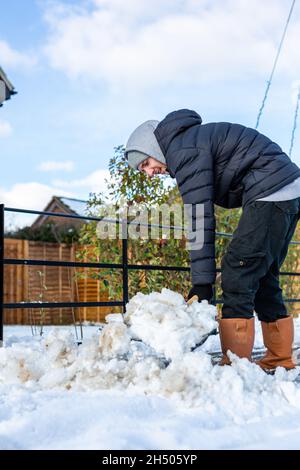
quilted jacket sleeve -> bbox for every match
[174,147,216,285]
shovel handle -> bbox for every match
[187,295,199,305]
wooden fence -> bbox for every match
[4,239,113,325]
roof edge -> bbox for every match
[0,67,15,92]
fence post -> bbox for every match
[122,220,129,313]
[0,204,4,346]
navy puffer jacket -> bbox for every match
[154,109,300,285]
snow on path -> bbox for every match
[1,289,300,450]
[2,386,300,450]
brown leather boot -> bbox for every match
[219,317,255,365]
[256,316,295,370]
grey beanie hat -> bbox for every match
[125,119,166,170]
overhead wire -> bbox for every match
[289,86,300,156]
[255,0,297,129]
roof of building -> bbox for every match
[0,67,15,92]
[31,196,88,228]
[57,196,88,216]
[0,67,17,106]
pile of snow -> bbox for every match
[0,289,299,401]
[0,289,219,396]
[124,288,217,360]
[1,320,299,405]
[1,289,300,449]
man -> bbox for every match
[125,109,300,370]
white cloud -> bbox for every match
[52,169,110,194]
[0,120,12,138]
[0,182,74,229]
[43,0,300,90]
[0,40,37,69]
[0,169,109,229]
[37,160,75,172]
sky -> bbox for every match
[1,0,300,228]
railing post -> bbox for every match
[122,220,129,313]
[0,204,4,347]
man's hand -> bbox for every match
[187,284,213,303]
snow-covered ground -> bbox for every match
[1,289,300,450]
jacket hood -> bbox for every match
[154,109,202,155]
[125,119,166,169]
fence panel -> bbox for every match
[3,239,111,324]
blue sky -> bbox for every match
[1,0,300,227]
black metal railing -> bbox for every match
[0,204,299,344]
